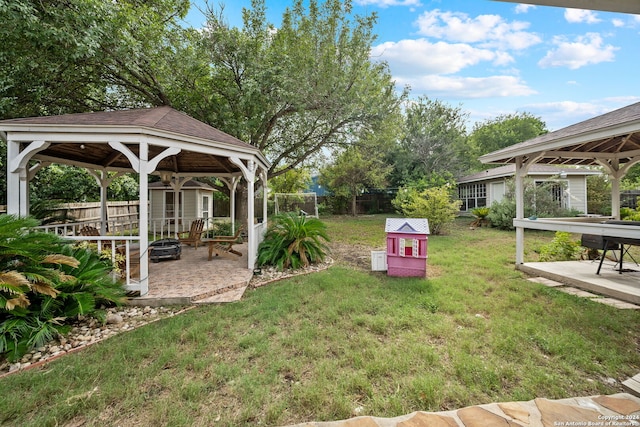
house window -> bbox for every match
[164,191,183,220]
[458,183,487,211]
[202,195,210,219]
[535,180,568,209]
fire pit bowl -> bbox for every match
[150,238,182,263]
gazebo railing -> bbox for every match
[149,216,233,240]
[56,235,141,292]
[36,216,139,237]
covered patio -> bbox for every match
[480,101,640,302]
[0,106,270,297]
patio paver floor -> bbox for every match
[129,242,252,306]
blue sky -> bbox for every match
[184,1,640,131]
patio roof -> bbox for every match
[494,0,640,14]
[0,106,269,177]
[479,101,640,168]
[458,164,601,184]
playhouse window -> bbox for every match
[399,238,416,257]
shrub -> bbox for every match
[257,212,330,270]
[621,207,640,221]
[487,199,517,230]
[538,232,582,262]
[487,178,584,230]
[0,216,126,361]
[392,185,461,235]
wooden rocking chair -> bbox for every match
[177,219,205,249]
[206,226,243,260]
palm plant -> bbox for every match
[0,215,126,361]
[257,212,330,270]
[470,207,491,227]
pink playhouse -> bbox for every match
[385,218,429,277]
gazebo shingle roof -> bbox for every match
[0,106,251,150]
[0,106,269,176]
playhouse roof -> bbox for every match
[385,218,430,234]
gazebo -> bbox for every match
[0,106,271,296]
[480,101,640,266]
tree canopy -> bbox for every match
[468,112,547,167]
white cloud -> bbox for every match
[371,39,513,75]
[515,4,535,14]
[414,10,541,51]
[354,0,421,7]
[612,19,625,28]
[395,74,536,98]
[538,33,617,69]
[564,8,601,24]
[523,98,640,130]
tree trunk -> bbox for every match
[351,193,357,216]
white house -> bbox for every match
[457,164,602,213]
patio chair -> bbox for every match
[177,219,205,249]
[79,226,113,250]
[206,226,243,260]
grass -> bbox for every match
[1,215,639,426]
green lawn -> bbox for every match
[1,215,639,427]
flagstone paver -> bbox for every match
[457,406,521,426]
[396,412,458,427]
[283,394,640,427]
[535,398,602,427]
[593,395,640,415]
[497,402,531,424]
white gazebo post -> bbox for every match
[261,169,268,226]
[230,158,257,269]
[7,139,50,216]
[88,170,123,234]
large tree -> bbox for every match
[468,112,547,170]
[0,0,191,118]
[320,144,391,216]
[391,97,469,185]
[196,0,404,179]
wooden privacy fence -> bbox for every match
[52,201,140,232]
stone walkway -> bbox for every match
[285,393,640,427]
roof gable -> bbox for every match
[385,218,430,234]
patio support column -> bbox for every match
[611,175,621,220]
[597,157,639,220]
[514,156,536,265]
